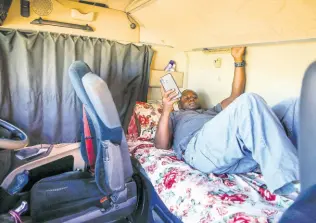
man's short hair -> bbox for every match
[181,89,197,96]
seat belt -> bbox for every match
[83,105,95,172]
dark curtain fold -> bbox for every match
[0,29,154,145]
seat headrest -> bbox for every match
[82,73,121,129]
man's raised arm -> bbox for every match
[221,47,246,109]
[154,87,178,150]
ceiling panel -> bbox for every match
[67,0,133,11]
[132,0,316,50]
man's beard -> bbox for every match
[181,102,201,110]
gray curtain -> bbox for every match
[0,29,154,145]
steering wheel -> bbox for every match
[0,119,29,150]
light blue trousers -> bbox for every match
[272,97,299,149]
[183,93,299,193]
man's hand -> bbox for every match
[161,86,179,113]
[231,47,246,62]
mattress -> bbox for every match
[127,137,294,223]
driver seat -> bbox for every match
[0,61,182,223]
[26,61,137,222]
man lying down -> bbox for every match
[155,47,300,199]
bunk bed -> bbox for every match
[124,101,294,223]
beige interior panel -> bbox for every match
[99,0,132,11]
[149,70,184,88]
[3,0,139,42]
[186,41,316,108]
[66,0,134,11]
[125,0,151,13]
[1,143,85,190]
[148,47,188,100]
[133,0,316,50]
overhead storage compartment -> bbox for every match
[132,0,316,50]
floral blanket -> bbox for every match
[127,137,293,223]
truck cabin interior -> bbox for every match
[0,0,315,222]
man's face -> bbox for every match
[179,90,201,110]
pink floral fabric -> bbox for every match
[133,102,163,140]
[127,137,294,223]
[127,112,138,138]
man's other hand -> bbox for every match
[161,86,179,113]
[231,47,246,62]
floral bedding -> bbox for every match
[130,101,163,140]
[127,136,293,223]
